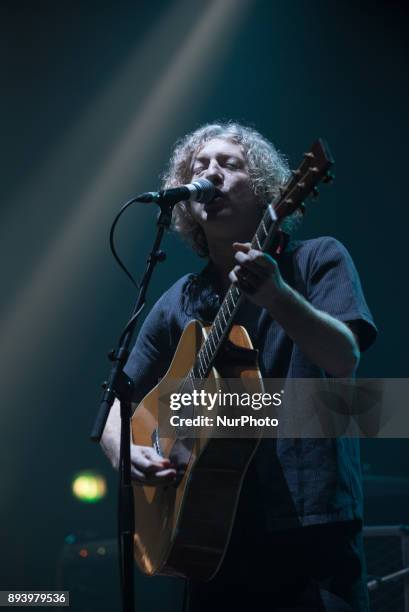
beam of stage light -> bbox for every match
[0,0,197,315]
[0,0,252,406]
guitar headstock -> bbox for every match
[274,138,334,220]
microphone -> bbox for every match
[138,178,216,205]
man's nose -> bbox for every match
[204,161,223,185]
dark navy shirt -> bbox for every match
[125,236,377,531]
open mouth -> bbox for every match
[210,189,226,203]
[205,195,225,209]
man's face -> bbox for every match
[189,138,261,243]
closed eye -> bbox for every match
[192,164,205,174]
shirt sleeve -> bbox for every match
[123,296,173,405]
[305,237,377,352]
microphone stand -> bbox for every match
[90,194,173,612]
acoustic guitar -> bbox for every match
[131,139,334,581]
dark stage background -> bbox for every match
[1,0,408,609]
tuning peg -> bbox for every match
[322,171,335,184]
[304,152,315,160]
[312,186,319,198]
[291,169,301,178]
[299,203,306,215]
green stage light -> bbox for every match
[72,471,107,503]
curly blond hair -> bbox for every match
[162,122,296,257]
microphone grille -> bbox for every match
[192,178,216,204]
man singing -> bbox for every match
[101,122,377,611]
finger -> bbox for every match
[131,465,176,481]
[235,264,262,285]
[131,467,177,485]
[132,451,173,475]
[258,252,278,269]
[234,252,270,280]
[233,267,259,295]
[229,269,239,285]
[229,269,256,295]
[154,468,177,479]
[230,266,258,287]
[243,253,278,279]
[139,446,171,465]
[130,467,149,482]
[133,456,167,473]
[144,468,177,483]
[251,249,276,269]
[232,242,251,253]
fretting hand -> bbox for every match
[229,242,289,312]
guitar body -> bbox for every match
[131,319,263,581]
